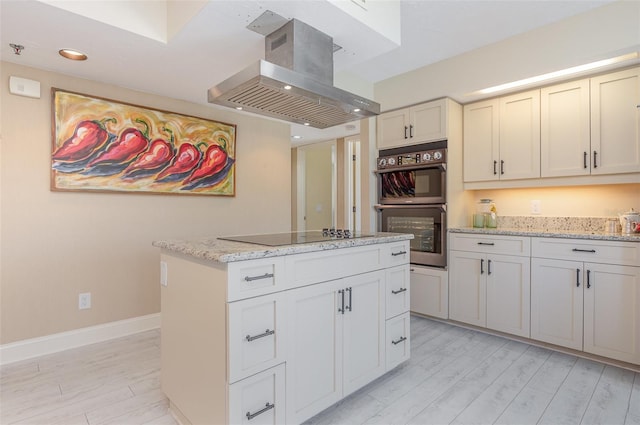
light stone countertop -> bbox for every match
[449,227,640,242]
[153,232,413,263]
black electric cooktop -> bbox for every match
[218,230,375,247]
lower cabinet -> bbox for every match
[229,363,286,425]
[449,250,530,337]
[531,257,640,364]
[286,270,386,424]
[409,265,448,319]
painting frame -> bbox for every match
[51,88,236,196]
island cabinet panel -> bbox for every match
[159,238,411,425]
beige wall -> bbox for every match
[0,62,291,344]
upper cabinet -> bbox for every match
[464,66,640,188]
[377,98,447,149]
[463,90,540,182]
[590,67,640,175]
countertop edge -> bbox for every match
[448,227,640,242]
[153,233,413,263]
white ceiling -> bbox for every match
[0,0,617,145]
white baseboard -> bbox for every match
[0,313,161,366]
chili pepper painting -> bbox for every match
[51,89,236,196]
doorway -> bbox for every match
[296,141,337,232]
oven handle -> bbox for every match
[375,204,446,212]
[375,163,446,174]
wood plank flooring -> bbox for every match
[1,316,638,424]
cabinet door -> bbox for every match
[449,250,486,327]
[463,99,500,182]
[583,263,640,364]
[410,99,447,143]
[541,79,591,177]
[342,271,386,396]
[377,108,410,149]
[590,67,640,175]
[486,254,530,338]
[499,90,541,180]
[286,279,343,423]
[531,258,583,351]
[410,265,448,319]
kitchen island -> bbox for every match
[153,232,412,425]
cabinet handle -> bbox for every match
[500,160,505,175]
[392,250,407,256]
[493,160,497,175]
[572,248,596,253]
[392,336,407,345]
[246,402,275,420]
[587,270,591,289]
[593,150,598,168]
[246,329,275,342]
[338,289,345,314]
[487,259,492,275]
[410,268,415,272]
[392,287,407,295]
[477,242,495,246]
[576,268,581,287]
[409,124,414,138]
[583,151,588,169]
[404,126,409,139]
[480,258,485,274]
[346,287,352,312]
[244,272,274,282]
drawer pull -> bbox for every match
[571,248,596,253]
[244,272,274,282]
[391,336,407,345]
[477,242,495,246]
[392,251,407,256]
[246,329,275,342]
[246,402,274,420]
[392,287,407,295]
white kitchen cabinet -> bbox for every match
[449,233,531,338]
[286,270,385,423]
[228,364,285,425]
[531,237,640,365]
[409,265,448,319]
[463,90,540,182]
[385,311,410,370]
[541,79,591,177]
[590,67,640,175]
[377,98,447,149]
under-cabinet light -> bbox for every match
[474,52,639,95]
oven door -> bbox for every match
[376,164,446,205]
[376,204,447,268]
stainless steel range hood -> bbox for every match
[208,19,380,129]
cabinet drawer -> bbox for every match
[285,244,384,288]
[227,257,286,302]
[532,237,640,266]
[228,294,285,383]
[228,363,285,425]
[386,266,410,319]
[382,241,411,268]
[449,233,530,256]
[386,312,410,371]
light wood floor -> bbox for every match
[1,316,639,425]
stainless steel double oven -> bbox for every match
[375,141,447,268]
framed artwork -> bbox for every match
[51,88,236,196]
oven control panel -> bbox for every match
[377,149,446,169]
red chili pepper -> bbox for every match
[123,128,174,174]
[52,118,116,162]
[88,118,150,167]
[182,143,228,185]
[155,141,204,181]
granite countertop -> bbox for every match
[153,232,413,263]
[449,227,640,242]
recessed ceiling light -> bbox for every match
[235,106,243,110]
[292,135,302,139]
[353,108,361,112]
[284,85,292,90]
[303,123,310,126]
[59,49,87,61]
